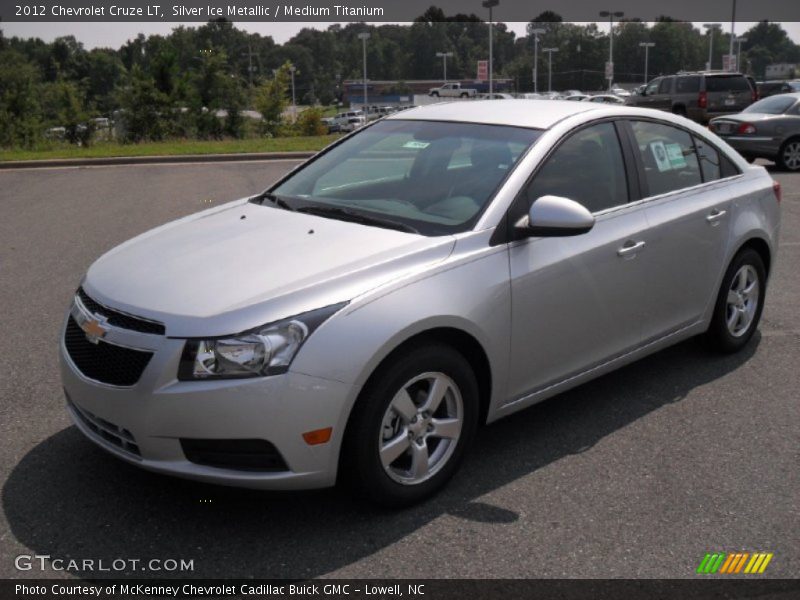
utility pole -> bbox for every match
[639,42,655,84]
[599,10,624,90]
[703,24,720,70]
[531,28,545,93]
[543,47,558,92]
[483,0,499,96]
[357,32,370,109]
[436,52,454,83]
[729,0,737,71]
[736,36,747,73]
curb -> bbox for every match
[0,151,316,170]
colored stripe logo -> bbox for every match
[697,552,774,574]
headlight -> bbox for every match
[178,302,347,380]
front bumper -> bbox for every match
[59,318,355,490]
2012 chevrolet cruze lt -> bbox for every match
[61,101,781,506]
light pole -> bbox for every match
[543,47,558,92]
[436,51,453,83]
[639,42,655,84]
[736,36,747,73]
[703,23,720,70]
[729,0,737,71]
[357,32,370,109]
[530,27,545,93]
[482,0,499,96]
[288,64,297,121]
[599,10,624,91]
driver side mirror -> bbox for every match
[515,195,595,237]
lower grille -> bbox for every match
[64,315,152,386]
[68,399,141,458]
[180,438,288,472]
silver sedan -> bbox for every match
[60,101,780,506]
[710,92,800,170]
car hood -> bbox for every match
[83,199,454,337]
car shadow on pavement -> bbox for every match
[3,335,759,579]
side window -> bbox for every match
[645,79,661,96]
[524,122,628,213]
[630,120,702,196]
[676,76,700,93]
[658,77,673,94]
[694,135,721,182]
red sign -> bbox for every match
[477,60,488,81]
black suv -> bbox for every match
[626,72,756,123]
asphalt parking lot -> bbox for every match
[0,159,797,580]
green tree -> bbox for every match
[117,66,169,142]
[254,61,291,135]
[0,50,42,148]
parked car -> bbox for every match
[757,81,795,98]
[610,87,632,97]
[327,111,365,132]
[709,92,800,170]
[477,93,515,100]
[61,101,779,506]
[428,83,478,98]
[626,72,756,123]
[583,94,626,104]
[563,94,590,102]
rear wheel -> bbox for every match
[777,138,800,171]
[460,92,469,98]
[430,91,439,97]
[342,344,479,507]
[672,105,687,117]
[706,248,766,353]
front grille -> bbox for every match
[77,288,165,335]
[180,438,288,472]
[64,315,153,386]
[68,398,141,458]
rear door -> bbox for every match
[705,75,753,114]
[623,119,733,342]
[651,77,675,111]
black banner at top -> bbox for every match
[2,0,800,23]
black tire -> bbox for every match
[706,248,766,353]
[460,92,469,98]
[672,105,687,117]
[341,343,479,507]
[430,92,439,97]
[776,138,800,171]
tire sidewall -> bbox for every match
[343,344,479,507]
[778,138,800,171]
[709,248,766,352]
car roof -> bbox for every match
[387,99,602,129]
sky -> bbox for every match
[2,21,800,49]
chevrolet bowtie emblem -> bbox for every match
[80,317,108,344]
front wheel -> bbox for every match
[460,92,469,98]
[341,344,479,507]
[777,138,800,171]
[706,248,766,353]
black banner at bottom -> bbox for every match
[3,579,800,600]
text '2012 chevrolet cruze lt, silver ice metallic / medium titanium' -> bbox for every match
[61,101,781,506]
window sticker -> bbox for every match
[403,140,430,149]
[651,141,672,172]
[666,143,688,169]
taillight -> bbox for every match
[698,90,707,109]
[773,180,781,204]
[737,123,756,134]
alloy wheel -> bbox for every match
[726,264,760,337]
[783,141,800,171]
[378,372,463,485]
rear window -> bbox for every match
[744,95,797,114]
[676,76,701,93]
[705,76,751,92]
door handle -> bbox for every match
[706,209,727,224]
[617,240,646,257]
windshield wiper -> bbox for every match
[297,205,419,234]
[254,192,296,211]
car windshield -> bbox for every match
[744,95,798,114]
[269,119,541,236]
